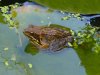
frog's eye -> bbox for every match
[30,32,33,33]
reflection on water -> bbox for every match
[0,1,99,75]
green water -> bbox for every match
[0,4,100,75]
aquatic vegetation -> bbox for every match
[0,46,33,75]
[48,24,100,53]
[0,12,7,24]
[0,3,20,28]
[4,60,9,66]
[75,40,100,75]
[3,47,9,51]
[32,0,100,14]
[61,13,83,21]
[73,24,100,53]
[16,62,33,75]
[0,1,100,75]
[49,24,99,53]
[0,3,24,46]
[28,63,33,68]
[61,16,70,21]
[0,4,34,74]
[25,43,39,55]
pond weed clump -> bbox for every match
[0,3,20,28]
[73,24,100,53]
[0,3,24,46]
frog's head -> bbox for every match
[23,25,41,45]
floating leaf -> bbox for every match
[33,0,100,14]
[49,24,71,31]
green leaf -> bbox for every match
[0,12,6,24]
[11,10,17,18]
[25,43,39,55]
[49,24,71,31]
[33,0,100,14]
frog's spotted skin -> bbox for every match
[23,25,73,52]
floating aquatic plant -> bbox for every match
[3,47,9,51]
[0,12,7,24]
[4,60,9,66]
[61,13,83,21]
[32,0,100,14]
[73,24,100,53]
[0,3,19,28]
[0,3,23,46]
[28,63,33,68]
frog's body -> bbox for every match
[23,25,73,52]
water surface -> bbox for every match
[0,2,99,75]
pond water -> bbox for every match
[0,2,100,75]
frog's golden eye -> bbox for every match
[30,32,33,33]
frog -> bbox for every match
[23,24,73,52]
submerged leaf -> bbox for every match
[25,43,39,55]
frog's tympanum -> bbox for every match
[23,25,73,52]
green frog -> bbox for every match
[23,25,73,52]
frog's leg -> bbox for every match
[49,38,66,52]
[40,42,49,48]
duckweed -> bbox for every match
[28,63,33,68]
[4,47,9,51]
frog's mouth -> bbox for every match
[23,31,40,46]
